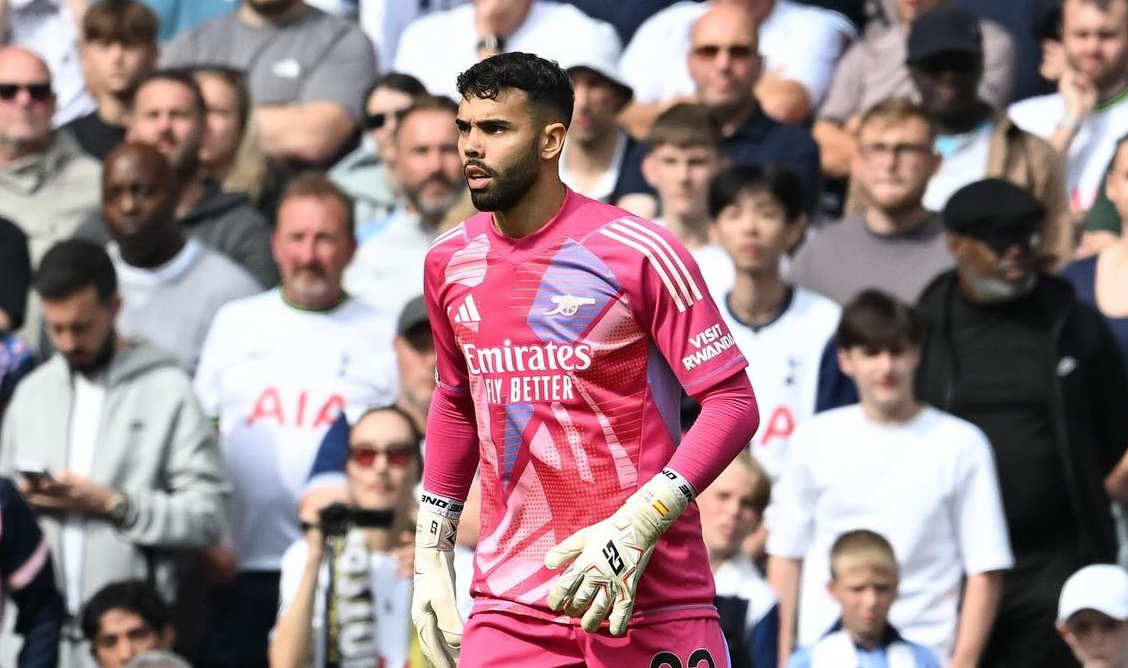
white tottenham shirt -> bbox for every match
[766,405,1014,661]
[718,287,841,480]
[194,290,398,570]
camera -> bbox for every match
[316,502,395,537]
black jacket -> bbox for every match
[915,270,1128,563]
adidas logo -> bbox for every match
[453,295,482,324]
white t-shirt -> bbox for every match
[923,122,993,212]
[719,287,841,480]
[393,1,621,101]
[619,0,852,108]
[344,207,438,317]
[193,291,398,570]
[1008,90,1128,212]
[278,535,412,668]
[559,130,629,204]
[111,238,262,374]
[766,406,1014,661]
[63,370,105,614]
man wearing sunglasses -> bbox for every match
[270,406,425,668]
[328,72,427,235]
[0,47,102,350]
[915,177,1128,668]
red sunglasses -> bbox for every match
[348,445,415,468]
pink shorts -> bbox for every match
[459,611,730,668]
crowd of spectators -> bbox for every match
[0,0,1127,667]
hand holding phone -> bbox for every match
[17,462,53,488]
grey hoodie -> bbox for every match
[0,340,227,616]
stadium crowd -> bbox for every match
[0,0,1128,667]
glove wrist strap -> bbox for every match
[419,490,466,519]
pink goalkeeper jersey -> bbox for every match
[424,189,748,624]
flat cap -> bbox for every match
[942,178,1044,236]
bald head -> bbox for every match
[102,142,182,260]
[0,47,56,156]
[687,5,761,114]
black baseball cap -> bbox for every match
[906,6,983,65]
[397,295,429,337]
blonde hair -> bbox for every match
[731,450,772,514]
[858,96,936,143]
[829,529,900,580]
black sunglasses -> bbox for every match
[0,82,52,102]
[364,108,408,130]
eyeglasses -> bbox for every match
[0,82,52,102]
[364,108,408,130]
[690,44,756,60]
[858,142,933,161]
[348,445,415,468]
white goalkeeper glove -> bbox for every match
[544,468,695,636]
[412,491,464,668]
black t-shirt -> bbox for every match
[946,289,1075,555]
[60,111,126,160]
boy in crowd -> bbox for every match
[709,164,840,480]
[766,290,1012,664]
[698,451,778,668]
[1057,565,1128,668]
[787,530,940,668]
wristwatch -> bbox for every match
[105,491,134,528]
[477,33,505,53]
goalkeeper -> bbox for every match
[412,51,760,668]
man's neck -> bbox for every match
[239,0,305,27]
[119,232,186,269]
[492,177,567,239]
[396,399,428,439]
[95,92,131,127]
[0,136,51,167]
[1099,76,1128,107]
[707,549,732,574]
[282,286,348,312]
[861,399,921,425]
[563,130,620,178]
[934,102,993,135]
[845,627,886,651]
[715,98,758,137]
[661,210,711,250]
[728,269,788,327]
[863,203,929,236]
[175,172,207,218]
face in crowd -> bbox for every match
[713,185,805,275]
[395,107,464,222]
[92,607,173,668]
[273,191,356,309]
[852,115,940,215]
[0,47,55,153]
[128,77,205,178]
[686,6,762,114]
[346,408,421,512]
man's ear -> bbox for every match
[541,122,567,160]
[160,624,177,650]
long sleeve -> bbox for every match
[667,370,759,493]
[0,479,63,668]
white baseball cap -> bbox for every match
[1057,564,1128,624]
[553,23,633,100]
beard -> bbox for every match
[466,145,539,213]
[65,331,116,376]
[404,175,463,222]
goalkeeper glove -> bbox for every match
[544,468,695,636]
[412,491,464,668]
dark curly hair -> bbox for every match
[456,52,574,128]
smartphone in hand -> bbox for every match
[16,462,52,487]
